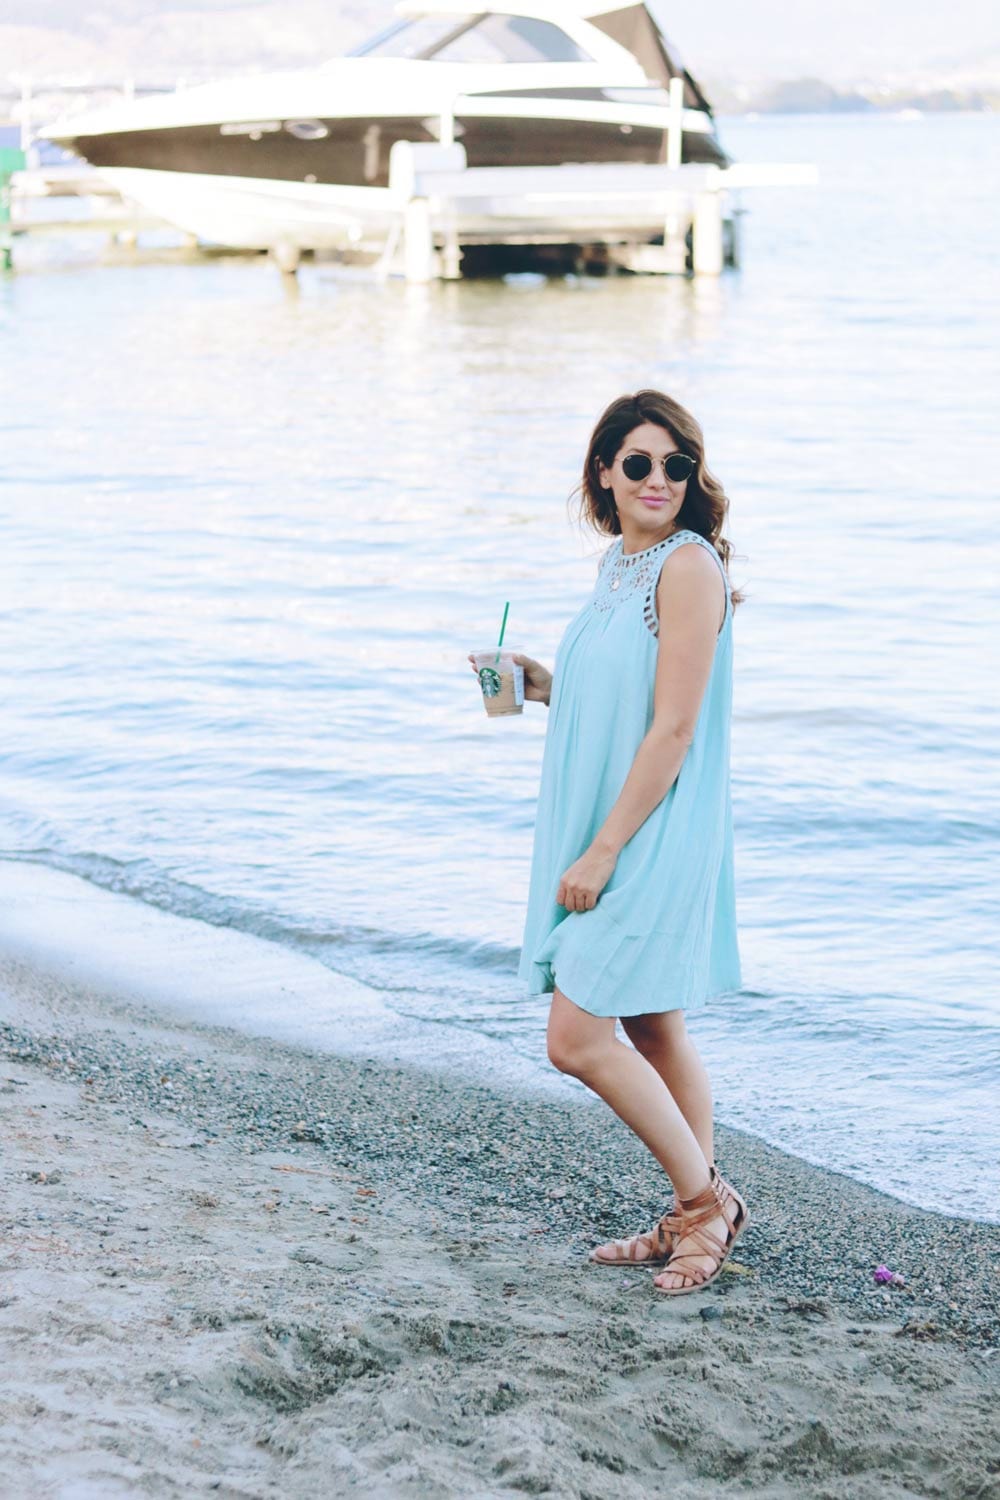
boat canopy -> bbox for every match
[585,2,713,112]
[350,3,714,113]
[349,12,595,64]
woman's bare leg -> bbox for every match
[620,1010,715,1168]
[547,986,710,1199]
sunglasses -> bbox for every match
[621,451,696,483]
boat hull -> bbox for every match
[72,108,723,190]
[98,162,725,255]
[98,167,398,251]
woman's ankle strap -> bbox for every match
[677,1179,717,1214]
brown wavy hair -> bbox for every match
[571,389,744,608]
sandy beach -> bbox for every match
[1,949,998,1500]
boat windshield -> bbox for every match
[348,13,592,64]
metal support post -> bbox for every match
[442,212,461,279]
[404,197,434,282]
[272,239,302,275]
[660,78,687,270]
[693,188,723,276]
[661,191,688,275]
[666,76,684,169]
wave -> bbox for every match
[728,806,999,848]
[0,843,521,981]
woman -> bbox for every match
[476,389,748,1295]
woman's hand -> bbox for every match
[557,845,617,913]
[512,653,552,705]
[467,651,552,705]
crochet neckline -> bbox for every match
[616,528,692,562]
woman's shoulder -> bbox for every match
[661,531,725,577]
[658,532,728,624]
[662,530,721,567]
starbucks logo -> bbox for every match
[478,666,502,698]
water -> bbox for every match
[2,113,998,1221]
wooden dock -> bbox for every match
[6,161,170,246]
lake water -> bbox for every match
[2,113,998,1222]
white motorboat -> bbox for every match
[44,0,733,271]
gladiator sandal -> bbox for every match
[589,1210,676,1267]
[651,1172,749,1296]
[589,1163,722,1267]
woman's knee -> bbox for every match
[621,1008,687,1056]
[546,989,613,1077]
[547,1029,600,1077]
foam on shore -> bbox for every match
[0,857,572,1100]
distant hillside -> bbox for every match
[2,0,998,108]
[0,2,385,84]
[705,75,1000,114]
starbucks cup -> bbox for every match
[472,648,524,718]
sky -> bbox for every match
[648,0,998,85]
[3,0,999,87]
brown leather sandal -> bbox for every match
[651,1172,749,1296]
[589,1211,676,1266]
[589,1163,721,1267]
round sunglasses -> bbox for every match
[621,451,696,483]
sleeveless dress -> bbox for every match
[517,528,741,1017]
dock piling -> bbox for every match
[441,211,461,280]
[661,192,688,275]
[403,197,434,283]
[272,239,302,276]
[693,186,724,276]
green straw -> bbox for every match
[495,601,510,664]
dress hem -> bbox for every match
[517,900,740,1018]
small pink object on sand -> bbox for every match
[874,1264,906,1286]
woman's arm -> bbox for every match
[556,546,723,912]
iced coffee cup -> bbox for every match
[472,648,524,717]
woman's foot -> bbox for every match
[590,1213,675,1265]
[590,1163,720,1267]
[651,1173,748,1295]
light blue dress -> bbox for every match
[517,528,741,1017]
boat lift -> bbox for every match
[308,76,815,281]
[382,137,817,281]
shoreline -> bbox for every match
[1,948,998,1497]
[1,857,996,1232]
